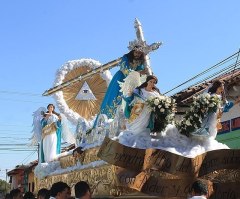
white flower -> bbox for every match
[204,93,211,98]
[158,95,165,100]
[160,108,165,112]
[166,98,171,103]
[154,98,160,105]
[149,96,154,100]
[199,118,202,123]
[158,105,162,108]
[186,120,191,126]
[209,103,214,107]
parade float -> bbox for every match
[31,19,240,199]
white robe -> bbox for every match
[42,114,60,162]
[189,196,207,199]
[118,88,161,148]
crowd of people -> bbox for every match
[5,181,91,199]
[5,179,210,199]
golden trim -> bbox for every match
[59,147,101,168]
[42,122,56,139]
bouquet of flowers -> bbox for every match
[177,93,221,137]
[146,95,176,132]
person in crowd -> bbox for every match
[189,180,208,199]
[37,188,50,199]
[41,103,62,162]
[5,193,11,199]
[66,186,72,199]
[74,181,91,199]
[9,189,23,199]
[50,181,70,199]
[23,192,35,199]
[118,75,161,148]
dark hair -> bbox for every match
[23,192,35,199]
[37,188,50,199]
[9,189,21,199]
[44,103,60,117]
[136,75,160,94]
[191,180,208,196]
[208,80,224,94]
[50,182,69,197]
[5,193,11,199]
[74,181,90,198]
[126,50,144,64]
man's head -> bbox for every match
[5,193,11,199]
[9,189,23,199]
[23,192,35,199]
[50,182,70,199]
[74,181,91,199]
[37,188,50,199]
[190,180,208,197]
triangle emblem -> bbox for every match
[75,81,97,101]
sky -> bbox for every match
[0,0,240,180]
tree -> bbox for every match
[0,179,11,195]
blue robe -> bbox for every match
[94,55,144,126]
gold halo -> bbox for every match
[62,65,107,120]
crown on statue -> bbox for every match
[128,40,147,53]
[128,39,162,54]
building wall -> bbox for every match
[28,171,35,193]
[10,171,24,192]
[217,103,240,148]
[11,176,18,190]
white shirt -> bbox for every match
[189,196,207,199]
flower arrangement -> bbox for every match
[146,95,176,132]
[177,93,221,137]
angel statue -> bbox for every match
[117,75,161,148]
[190,80,240,139]
[30,104,75,163]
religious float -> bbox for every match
[31,19,240,199]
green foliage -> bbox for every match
[0,179,11,195]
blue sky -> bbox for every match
[0,0,240,180]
